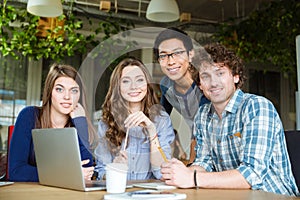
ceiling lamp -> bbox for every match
[146,0,180,22]
[27,0,63,17]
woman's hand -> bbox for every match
[70,103,85,118]
[124,111,156,136]
[81,159,94,181]
[113,150,128,164]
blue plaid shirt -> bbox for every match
[193,89,299,196]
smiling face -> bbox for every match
[51,76,80,117]
[158,38,194,82]
[199,62,239,113]
[120,65,147,109]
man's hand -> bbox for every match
[161,158,194,188]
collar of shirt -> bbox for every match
[209,89,244,119]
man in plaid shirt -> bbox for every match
[161,43,299,196]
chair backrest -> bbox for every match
[6,125,14,180]
[284,130,300,190]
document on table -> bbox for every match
[0,181,14,187]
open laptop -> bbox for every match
[32,127,107,191]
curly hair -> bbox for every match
[193,43,247,89]
[101,57,162,149]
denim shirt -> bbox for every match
[94,110,174,180]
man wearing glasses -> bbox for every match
[153,27,208,164]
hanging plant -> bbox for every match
[0,0,135,61]
[213,0,300,75]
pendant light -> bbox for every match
[146,0,180,22]
[27,0,63,17]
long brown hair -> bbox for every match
[36,63,97,146]
[101,57,161,148]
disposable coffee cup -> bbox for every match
[105,163,128,193]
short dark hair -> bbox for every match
[153,27,193,60]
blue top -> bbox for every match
[94,111,174,180]
[193,89,299,196]
[8,106,93,182]
[160,75,209,132]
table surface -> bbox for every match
[0,182,298,200]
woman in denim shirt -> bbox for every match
[94,57,174,180]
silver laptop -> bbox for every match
[32,127,106,191]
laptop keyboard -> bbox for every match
[85,180,106,188]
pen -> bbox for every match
[158,146,168,162]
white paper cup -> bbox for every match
[105,163,128,193]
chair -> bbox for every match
[5,125,14,180]
[284,130,300,190]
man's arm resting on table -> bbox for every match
[162,159,250,189]
[195,168,251,189]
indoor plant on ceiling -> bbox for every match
[0,0,134,61]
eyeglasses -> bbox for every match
[158,50,187,62]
